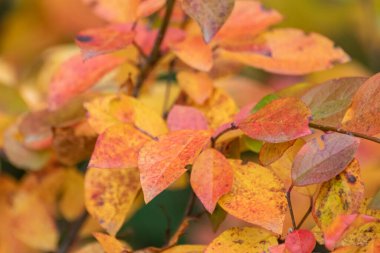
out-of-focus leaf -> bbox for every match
[251,93,280,114]
[162,245,206,253]
[292,133,359,186]
[75,242,104,253]
[177,71,214,105]
[82,0,139,23]
[342,73,380,136]
[85,167,141,236]
[369,190,380,210]
[48,54,124,110]
[93,232,131,253]
[220,28,350,75]
[285,229,316,253]
[302,77,366,126]
[238,97,311,143]
[89,124,150,169]
[0,83,28,115]
[313,159,364,232]
[259,140,296,166]
[137,0,165,18]
[171,36,213,72]
[76,23,135,59]
[138,130,210,203]
[209,204,227,232]
[167,105,208,131]
[219,160,287,234]
[269,244,286,253]
[182,0,235,43]
[190,148,233,213]
[205,227,278,253]
[243,136,262,153]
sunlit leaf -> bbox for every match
[219,160,287,234]
[167,105,208,131]
[89,124,151,169]
[138,130,210,203]
[205,227,278,253]
[285,229,316,253]
[85,167,141,235]
[238,97,311,143]
[177,71,214,105]
[220,28,349,75]
[182,0,235,43]
[190,148,233,213]
[76,23,136,59]
[292,133,359,186]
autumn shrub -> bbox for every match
[1,0,380,253]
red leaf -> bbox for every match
[48,54,124,110]
[167,105,208,131]
[75,24,136,59]
[190,148,233,213]
[138,130,211,203]
[285,229,316,253]
[238,97,312,143]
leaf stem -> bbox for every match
[309,122,380,144]
[210,122,238,148]
[296,196,313,229]
[132,0,176,97]
[286,185,297,230]
[57,210,88,253]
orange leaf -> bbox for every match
[285,229,316,253]
[269,244,286,253]
[85,167,141,235]
[177,71,214,105]
[76,23,136,59]
[82,0,139,23]
[181,0,235,43]
[167,105,208,131]
[205,227,278,253]
[48,54,124,110]
[93,232,131,253]
[292,133,359,186]
[342,73,380,136]
[215,0,282,43]
[220,28,349,75]
[171,36,213,72]
[238,97,312,143]
[313,159,364,232]
[137,0,166,18]
[218,160,287,234]
[89,124,151,169]
[138,130,211,203]
[190,148,233,213]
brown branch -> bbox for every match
[309,122,380,144]
[57,210,88,253]
[286,185,297,230]
[132,0,176,97]
[210,122,238,148]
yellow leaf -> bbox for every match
[219,160,287,234]
[75,242,104,253]
[93,232,131,253]
[162,245,206,253]
[85,167,141,236]
[205,227,278,253]
[177,71,214,105]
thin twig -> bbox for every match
[286,185,297,230]
[309,122,380,144]
[210,122,238,148]
[296,196,313,229]
[132,0,176,97]
[57,210,89,253]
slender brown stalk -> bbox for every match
[132,0,176,97]
[286,185,297,230]
[309,122,380,144]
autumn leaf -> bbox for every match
[82,0,139,23]
[182,0,235,43]
[238,97,312,143]
[93,232,131,253]
[302,77,367,127]
[177,71,214,105]
[220,28,350,75]
[219,160,287,234]
[190,148,233,213]
[342,73,380,136]
[167,105,208,131]
[89,124,151,169]
[85,167,141,235]
[259,140,296,166]
[369,190,380,210]
[205,227,278,253]
[292,133,359,186]
[75,242,104,253]
[285,229,316,253]
[162,245,206,253]
[85,95,168,136]
[138,130,210,203]
[215,0,282,44]
[313,159,364,232]
[48,54,124,110]
[75,23,136,59]
[269,244,286,253]
[171,36,213,72]
[137,0,166,18]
